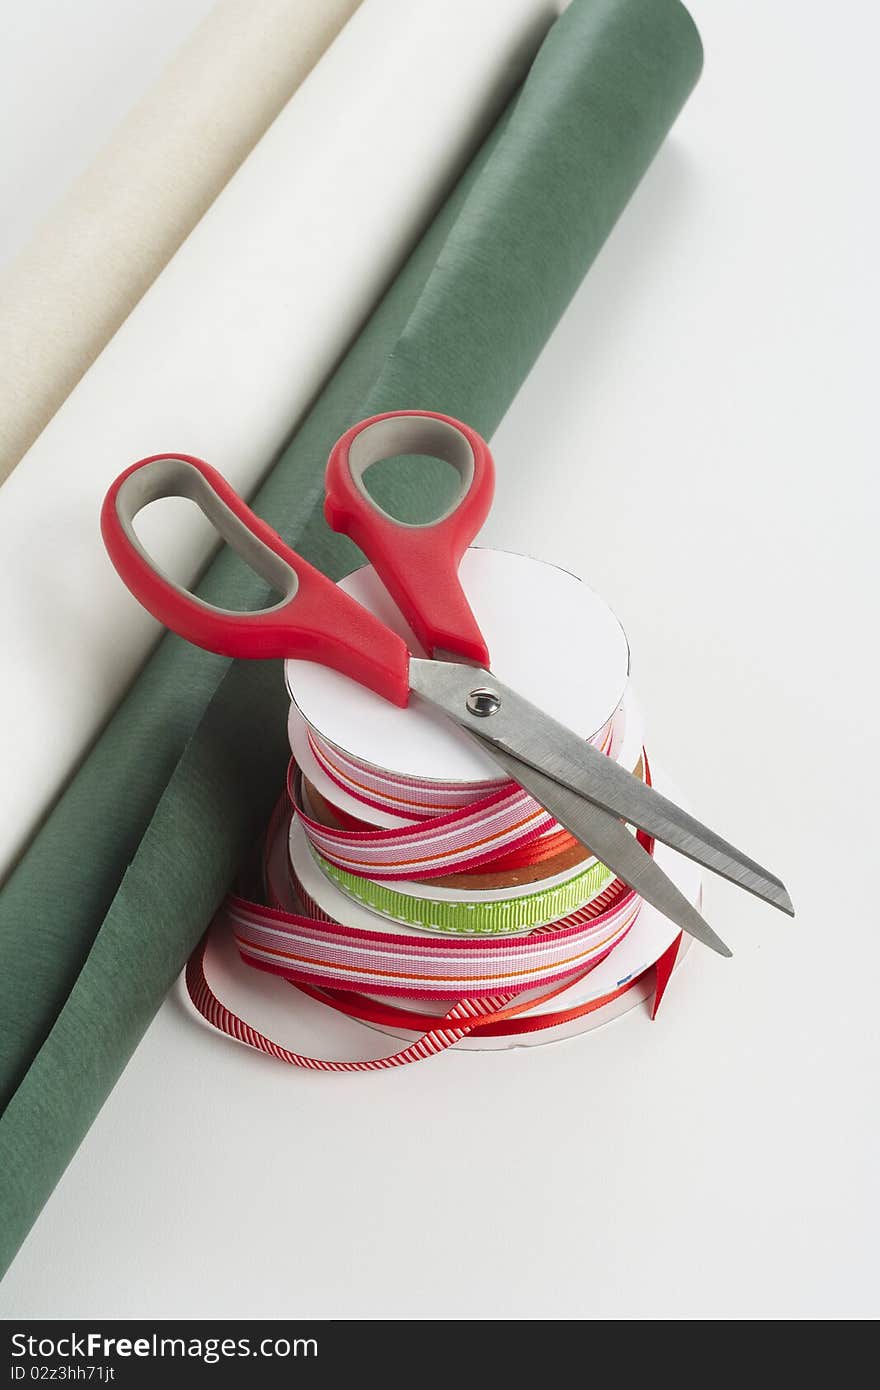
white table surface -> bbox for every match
[0,0,877,1320]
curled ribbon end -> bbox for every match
[651,932,683,1019]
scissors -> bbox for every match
[101,408,793,957]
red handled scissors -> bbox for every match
[102,409,793,955]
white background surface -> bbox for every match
[1,0,878,1320]
[0,0,216,268]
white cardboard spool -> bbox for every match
[288,686,647,831]
[285,549,630,785]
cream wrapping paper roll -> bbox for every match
[0,0,365,482]
[0,0,557,883]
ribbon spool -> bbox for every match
[285,549,630,784]
[191,548,701,1056]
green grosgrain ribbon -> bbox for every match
[314,848,616,936]
[0,0,703,1278]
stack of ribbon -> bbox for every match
[187,549,698,1068]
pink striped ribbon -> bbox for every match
[292,764,560,880]
[306,708,619,819]
[295,706,624,878]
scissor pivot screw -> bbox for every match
[466,687,502,718]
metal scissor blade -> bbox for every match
[408,658,793,917]
[461,738,732,957]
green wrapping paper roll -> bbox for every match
[0,0,702,1275]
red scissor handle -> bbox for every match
[324,410,494,665]
[101,453,412,705]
